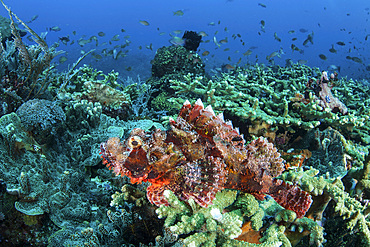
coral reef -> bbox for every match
[1,3,370,246]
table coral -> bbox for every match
[165,64,368,144]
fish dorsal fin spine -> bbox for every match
[217,112,224,122]
[204,105,215,117]
[194,98,204,108]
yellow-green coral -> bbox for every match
[281,167,370,245]
[155,189,324,247]
[232,192,264,231]
[167,64,370,144]
[156,189,244,246]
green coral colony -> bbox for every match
[0,2,370,247]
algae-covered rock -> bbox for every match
[151,46,204,79]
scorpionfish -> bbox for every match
[100,99,312,218]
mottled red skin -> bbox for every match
[100,99,312,218]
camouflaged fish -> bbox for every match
[100,99,312,218]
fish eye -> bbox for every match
[128,136,142,149]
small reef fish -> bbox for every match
[266,48,284,60]
[274,32,281,42]
[329,45,337,53]
[198,31,208,37]
[319,54,327,60]
[299,28,308,33]
[328,64,341,72]
[202,50,210,56]
[111,34,120,42]
[336,41,346,46]
[266,51,279,60]
[139,20,150,26]
[78,38,92,47]
[260,20,266,33]
[93,54,102,60]
[243,50,253,56]
[26,14,38,23]
[219,38,228,44]
[98,32,105,37]
[223,64,235,70]
[298,59,307,64]
[303,32,314,46]
[169,36,185,46]
[59,36,70,45]
[49,26,61,32]
[258,3,267,8]
[213,36,221,47]
[351,57,363,64]
[172,30,182,35]
[113,49,122,60]
[208,22,216,26]
[173,10,184,16]
[58,56,68,64]
[146,43,153,50]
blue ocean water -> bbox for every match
[1,0,368,80]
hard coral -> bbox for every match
[151,46,204,78]
[101,99,312,218]
[16,99,66,144]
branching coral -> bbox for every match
[156,189,244,245]
[281,167,370,245]
[165,64,369,145]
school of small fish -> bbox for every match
[24,5,368,75]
